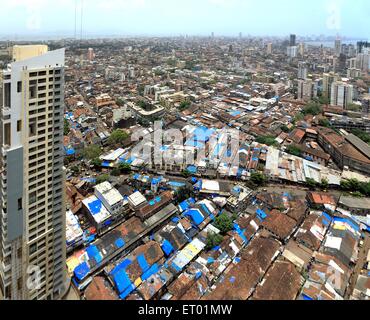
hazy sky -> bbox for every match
[0,0,369,38]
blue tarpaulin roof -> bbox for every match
[88,199,103,215]
[141,263,159,281]
[137,254,150,273]
[74,262,90,282]
[184,208,205,225]
[115,238,125,248]
[187,165,198,174]
[256,209,267,220]
[113,269,132,294]
[161,240,174,256]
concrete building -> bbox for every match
[297,79,317,102]
[330,81,353,109]
[298,62,308,80]
[322,72,339,98]
[335,39,341,57]
[0,45,67,299]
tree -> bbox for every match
[320,178,329,190]
[64,118,70,136]
[280,125,292,133]
[96,174,110,184]
[250,172,268,186]
[351,129,370,145]
[319,118,331,128]
[347,103,361,112]
[286,145,302,157]
[71,166,80,174]
[213,213,234,235]
[107,130,129,146]
[206,232,223,250]
[302,101,322,116]
[179,101,191,111]
[175,186,194,204]
[116,98,125,106]
[111,168,121,176]
[83,145,102,160]
[255,135,278,147]
[118,162,132,174]
[305,178,318,190]
[91,157,102,168]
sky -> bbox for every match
[0,0,369,39]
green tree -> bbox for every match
[255,135,278,147]
[116,98,125,106]
[319,118,331,128]
[280,125,292,133]
[64,118,70,136]
[302,101,322,116]
[96,174,110,184]
[213,213,234,235]
[107,130,129,146]
[91,157,102,168]
[320,178,329,190]
[306,178,318,190]
[250,172,268,186]
[351,129,370,145]
[175,186,194,204]
[347,103,361,112]
[83,145,102,160]
[118,163,132,174]
[179,101,191,111]
[71,166,80,174]
[206,232,223,250]
[111,168,121,176]
[286,145,302,157]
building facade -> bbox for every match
[0,46,67,300]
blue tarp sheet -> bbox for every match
[137,254,150,273]
[86,245,99,260]
[200,203,212,217]
[256,209,267,219]
[111,259,132,275]
[141,263,159,281]
[88,199,103,215]
[64,147,75,155]
[119,284,136,300]
[115,238,125,248]
[74,262,90,281]
[113,269,132,294]
[102,161,111,167]
[161,240,174,256]
[184,209,204,225]
[187,165,198,174]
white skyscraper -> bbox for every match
[0,45,67,300]
[330,81,354,109]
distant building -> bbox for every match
[335,38,341,57]
[298,62,308,80]
[290,34,296,47]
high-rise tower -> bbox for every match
[0,45,67,300]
